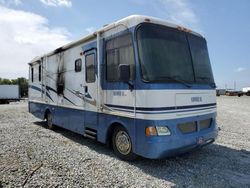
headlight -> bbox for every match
[156,126,171,136]
[145,126,171,136]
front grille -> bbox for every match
[178,121,197,134]
[200,119,212,130]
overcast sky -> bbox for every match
[0,0,249,89]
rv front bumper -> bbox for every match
[134,113,218,159]
[140,129,218,159]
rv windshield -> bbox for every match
[136,24,215,85]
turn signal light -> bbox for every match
[146,126,171,136]
[146,127,157,136]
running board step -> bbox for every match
[84,128,97,140]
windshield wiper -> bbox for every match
[197,76,210,80]
[154,76,191,88]
[196,76,216,88]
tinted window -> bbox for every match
[75,59,82,72]
[106,34,135,82]
[85,54,96,83]
[188,34,214,84]
[31,67,34,82]
[39,65,41,82]
[137,24,194,82]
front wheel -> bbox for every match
[46,112,54,130]
[112,127,137,161]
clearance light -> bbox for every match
[146,126,171,136]
[146,127,157,136]
[177,26,191,33]
[144,18,151,22]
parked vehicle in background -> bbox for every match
[225,90,239,96]
[242,87,250,96]
[0,85,20,104]
[216,89,226,96]
[238,87,250,97]
[28,15,218,160]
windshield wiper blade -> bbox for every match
[197,76,210,80]
[196,76,216,88]
[155,76,191,88]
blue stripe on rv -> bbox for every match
[105,103,216,111]
[106,106,216,114]
[29,85,54,102]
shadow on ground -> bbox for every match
[34,121,250,187]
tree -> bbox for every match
[1,78,12,85]
[17,77,28,97]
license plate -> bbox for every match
[197,137,204,145]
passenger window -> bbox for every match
[75,59,82,72]
[39,65,41,82]
[106,33,135,82]
[31,67,34,82]
[85,54,96,83]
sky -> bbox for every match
[0,0,249,90]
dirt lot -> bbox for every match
[0,97,250,187]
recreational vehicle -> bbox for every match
[28,15,218,160]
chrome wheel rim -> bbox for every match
[115,130,131,155]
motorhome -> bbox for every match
[28,15,218,160]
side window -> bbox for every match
[85,53,96,83]
[39,65,41,82]
[106,33,135,82]
[75,59,82,72]
[31,67,34,82]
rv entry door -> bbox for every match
[84,49,98,129]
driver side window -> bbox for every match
[106,33,135,82]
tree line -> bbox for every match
[0,77,28,97]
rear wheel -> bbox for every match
[46,112,54,130]
[112,126,137,161]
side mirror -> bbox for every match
[118,64,130,82]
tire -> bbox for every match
[46,112,54,130]
[112,126,137,161]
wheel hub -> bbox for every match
[115,131,131,155]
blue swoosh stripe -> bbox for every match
[105,103,216,112]
[29,85,54,102]
[41,84,76,106]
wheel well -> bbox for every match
[106,122,124,147]
[44,109,51,120]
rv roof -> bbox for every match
[29,15,203,64]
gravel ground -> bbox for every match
[0,97,250,187]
